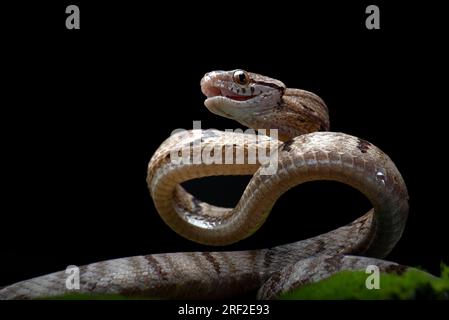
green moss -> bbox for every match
[280,264,449,300]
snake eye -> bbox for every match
[233,70,250,85]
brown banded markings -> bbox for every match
[201,252,221,275]
[281,139,295,152]
[144,255,168,281]
[357,138,371,153]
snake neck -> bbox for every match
[243,88,330,142]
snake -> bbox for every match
[0,69,411,300]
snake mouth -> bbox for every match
[202,85,257,102]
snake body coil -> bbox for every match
[0,70,409,299]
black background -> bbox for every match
[1,1,447,292]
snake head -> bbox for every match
[201,70,329,141]
[201,69,285,122]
